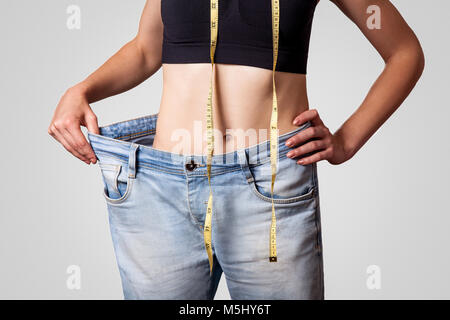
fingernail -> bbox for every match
[285,140,292,147]
[287,151,294,158]
[293,119,299,126]
[298,159,304,165]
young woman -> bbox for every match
[48,0,424,300]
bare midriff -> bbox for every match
[153,63,310,155]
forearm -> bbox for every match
[69,36,162,103]
[334,44,425,157]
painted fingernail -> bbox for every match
[287,151,294,158]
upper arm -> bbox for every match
[135,0,164,66]
[330,0,424,63]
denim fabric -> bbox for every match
[87,114,324,300]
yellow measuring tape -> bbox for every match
[204,0,218,275]
[203,0,280,274]
[269,0,280,263]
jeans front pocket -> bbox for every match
[99,160,134,205]
[246,155,316,204]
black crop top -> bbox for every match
[161,0,318,74]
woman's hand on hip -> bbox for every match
[285,109,353,166]
[48,87,99,165]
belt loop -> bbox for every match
[237,149,254,184]
[128,143,139,179]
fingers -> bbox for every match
[287,108,336,165]
[48,114,97,164]
[286,139,326,159]
[84,112,100,135]
[285,125,328,148]
[293,109,324,127]
[49,89,99,164]
[48,124,91,164]
[297,149,333,165]
[81,112,99,164]
[65,124,97,164]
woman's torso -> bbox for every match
[153,63,309,154]
[153,0,317,155]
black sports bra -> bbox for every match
[161,0,318,74]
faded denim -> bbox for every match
[87,114,324,300]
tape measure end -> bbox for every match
[269,256,278,262]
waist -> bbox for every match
[87,113,312,175]
[156,63,309,154]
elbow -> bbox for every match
[407,37,425,81]
[415,45,425,80]
[387,40,425,82]
[406,40,425,81]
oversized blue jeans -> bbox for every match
[87,114,324,300]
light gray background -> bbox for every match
[0,0,448,299]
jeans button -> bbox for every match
[185,160,197,171]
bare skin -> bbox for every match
[49,0,424,167]
[155,63,309,155]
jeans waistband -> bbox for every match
[87,114,312,175]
